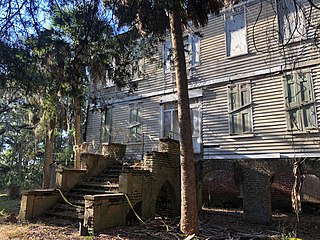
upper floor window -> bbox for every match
[105,58,116,87]
[164,34,201,76]
[228,83,252,135]
[101,107,113,143]
[277,0,306,43]
[283,71,317,131]
[128,102,142,142]
[131,58,145,80]
[225,6,248,57]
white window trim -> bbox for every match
[224,5,248,58]
[159,97,202,153]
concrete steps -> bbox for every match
[45,162,126,223]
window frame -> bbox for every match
[228,82,253,136]
[276,0,306,44]
[159,98,202,153]
[131,57,146,81]
[283,71,317,132]
[163,34,201,78]
[225,5,248,58]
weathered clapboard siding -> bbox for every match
[312,66,320,125]
[140,96,162,152]
[85,110,102,151]
[198,0,320,85]
[203,66,320,159]
[86,0,320,160]
[86,96,162,159]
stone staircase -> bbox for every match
[45,162,126,224]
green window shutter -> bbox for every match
[285,73,297,108]
[229,85,238,111]
[300,72,312,103]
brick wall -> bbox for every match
[241,162,272,225]
[202,170,241,208]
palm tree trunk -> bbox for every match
[43,118,55,189]
[169,8,199,235]
[73,95,82,169]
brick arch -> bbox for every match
[155,180,178,217]
[201,160,237,179]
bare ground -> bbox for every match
[1,208,320,239]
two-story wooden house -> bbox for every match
[86,0,320,163]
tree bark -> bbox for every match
[73,95,82,169]
[43,118,55,189]
[169,8,199,235]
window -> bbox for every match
[162,101,180,139]
[225,6,248,57]
[101,107,113,142]
[160,98,201,153]
[277,0,306,43]
[131,58,145,80]
[283,71,317,131]
[128,102,142,142]
[228,83,252,135]
[105,58,115,87]
[164,34,201,76]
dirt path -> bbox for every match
[1,209,319,239]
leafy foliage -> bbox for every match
[0,0,158,190]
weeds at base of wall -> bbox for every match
[280,230,300,240]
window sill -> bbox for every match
[280,36,309,46]
[286,129,319,135]
[228,133,254,138]
[132,77,144,82]
[226,51,249,59]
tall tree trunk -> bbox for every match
[17,140,22,180]
[73,95,82,169]
[43,118,55,189]
[169,8,199,235]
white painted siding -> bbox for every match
[86,0,320,160]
